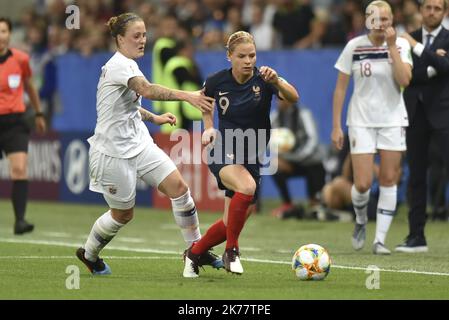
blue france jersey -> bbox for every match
[204,67,278,134]
[204,67,279,167]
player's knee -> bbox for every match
[170,179,189,199]
[379,170,400,186]
[112,209,134,224]
[354,182,371,194]
[237,179,257,196]
[10,164,27,179]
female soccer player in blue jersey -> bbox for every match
[183,31,299,277]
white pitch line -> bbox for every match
[0,256,178,260]
[116,237,146,244]
[41,232,73,238]
[0,238,180,255]
[1,237,449,277]
[244,257,449,277]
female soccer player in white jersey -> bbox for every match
[76,13,223,274]
[332,1,413,255]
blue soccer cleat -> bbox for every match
[76,247,112,275]
[199,250,224,269]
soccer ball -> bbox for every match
[291,244,331,280]
[270,127,296,153]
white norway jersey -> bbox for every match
[335,35,413,127]
[88,51,152,158]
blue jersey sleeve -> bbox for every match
[267,82,280,99]
[204,74,218,98]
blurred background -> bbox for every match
[0,0,447,220]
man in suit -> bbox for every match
[397,0,449,252]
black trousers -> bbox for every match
[406,105,449,238]
[273,161,325,204]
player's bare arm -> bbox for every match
[386,27,412,87]
[259,66,299,103]
[331,72,350,150]
[138,107,176,126]
[24,77,46,135]
[128,76,214,112]
[201,108,217,146]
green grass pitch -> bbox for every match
[0,200,448,300]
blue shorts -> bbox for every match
[208,147,261,203]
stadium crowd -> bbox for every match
[10,0,449,56]
[6,0,449,124]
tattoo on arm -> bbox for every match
[128,77,181,101]
[139,108,154,122]
[147,84,181,101]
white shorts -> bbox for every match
[348,126,406,154]
[89,141,177,209]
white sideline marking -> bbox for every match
[41,232,73,238]
[244,257,449,277]
[117,237,146,244]
[241,247,261,252]
[158,240,179,246]
[1,237,449,277]
[0,256,178,260]
[0,238,180,254]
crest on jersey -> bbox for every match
[109,186,117,195]
[252,85,261,98]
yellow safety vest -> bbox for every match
[151,37,176,113]
[159,56,202,133]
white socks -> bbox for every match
[171,189,201,247]
[351,185,370,225]
[84,210,124,262]
[374,185,397,245]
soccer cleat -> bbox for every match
[351,223,366,250]
[223,247,243,275]
[76,247,111,275]
[271,203,294,218]
[372,242,391,255]
[14,220,34,235]
[183,248,200,278]
[395,236,428,253]
[198,250,224,269]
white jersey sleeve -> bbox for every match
[88,52,152,159]
[335,39,357,75]
[108,58,144,87]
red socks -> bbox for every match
[226,192,253,249]
[191,192,254,255]
[191,219,227,255]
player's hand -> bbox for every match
[35,116,47,135]
[202,127,217,146]
[259,66,279,84]
[385,27,397,47]
[331,127,344,150]
[185,90,215,113]
[153,113,177,126]
[436,49,447,56]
